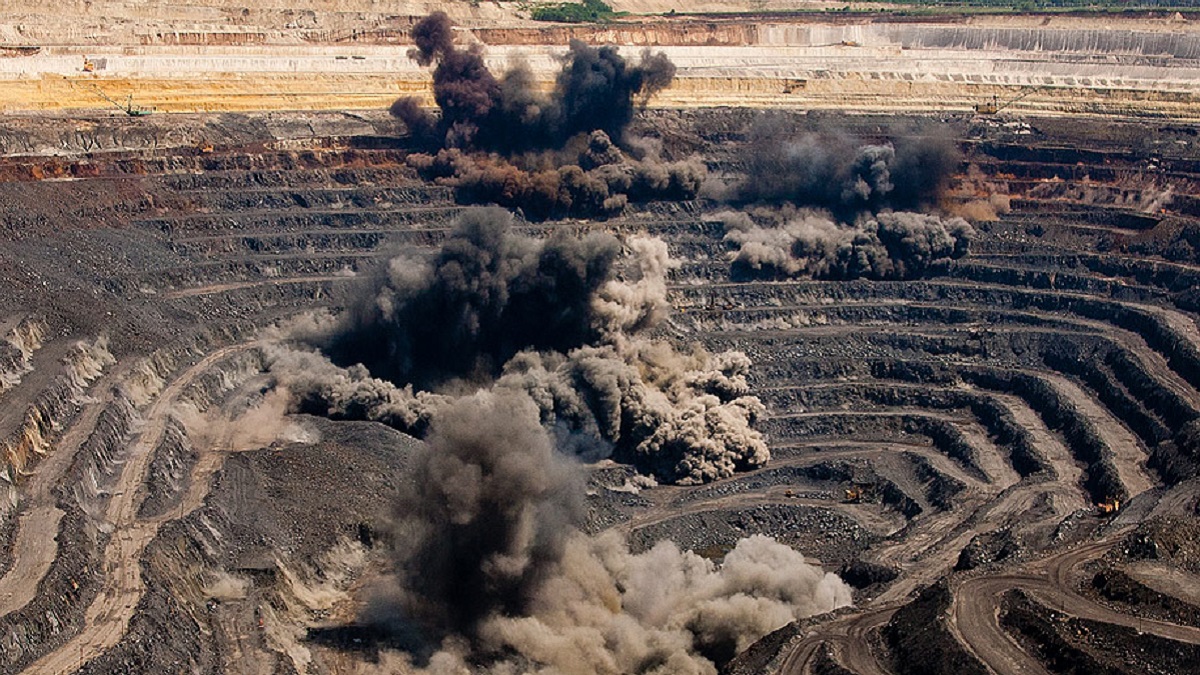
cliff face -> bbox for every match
[2,9,1198,119]
[1,102,1199,673]
[474,22,760,46]
[1,338,114,527]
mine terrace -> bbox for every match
[2,1,1200,674]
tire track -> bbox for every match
[20,342,259,675]
[0,367,127,619]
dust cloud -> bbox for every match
[270,207,766,485]
[393,12,701,219]
[711,120,974,281]
[173,386,319,453]
[361,392,849,674]
[396,12,674,152]
[721,121,960,218]
[718,207,973,281]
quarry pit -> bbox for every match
[4,2,1200,674]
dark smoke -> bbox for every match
[392,12,697,219]
[274,207,765,484]
[389,393,583,642]
[889,135,962,209]
[725,121,960,220]
[711,119,970,282]
[327,207,621,390]
[495,341,768,484]
[398,12,675,152]
[409,9,454,67]
[388,97,437,143]
[553,40,677,144]
[406,13,502,149]
[364,391,849,673]
[264,218,831,664]
[407,133,704,219]
[265,284,830,670]
[264,345,447,437]
[719,207,974,281]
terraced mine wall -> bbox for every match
[3,12,1200,118]
[1,107,1200,673]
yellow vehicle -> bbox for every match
[82,56,95,72]
[1097,497,1121,515]
[73,80,155,117]
[974,97,999,115]
[975,86,1042,116]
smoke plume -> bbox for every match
[327,206,620,389]
[398,12,675,152]
[271,207,766,484]
[727,123,960,220]
[407,133,704,220]
[494,341,768,484]
[393,12,698,219]
[705,119,973,281]
[719,207,974,281]
[369,392,850,673]
[265,344,448,437]
[386,393,583,642]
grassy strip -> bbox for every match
[529,0,621,23]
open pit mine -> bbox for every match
[3,2,1200,674]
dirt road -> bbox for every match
[775,490,1142,674]
[777,534,1128,675]
[0,368,125,618]
[162,275,349,299]
[953,529,1200,675]
[777,607,897,675]
[21,342,259,675]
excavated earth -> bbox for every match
[5,4,1200,118]
[1,105,1200,675]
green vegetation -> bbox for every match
[658,1,1200,18]
[524,0,1200,24]
[530,0,618,23]
[888,0,1200,9]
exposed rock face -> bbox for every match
[3,7,1200,117]
[1,106,1200,674]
